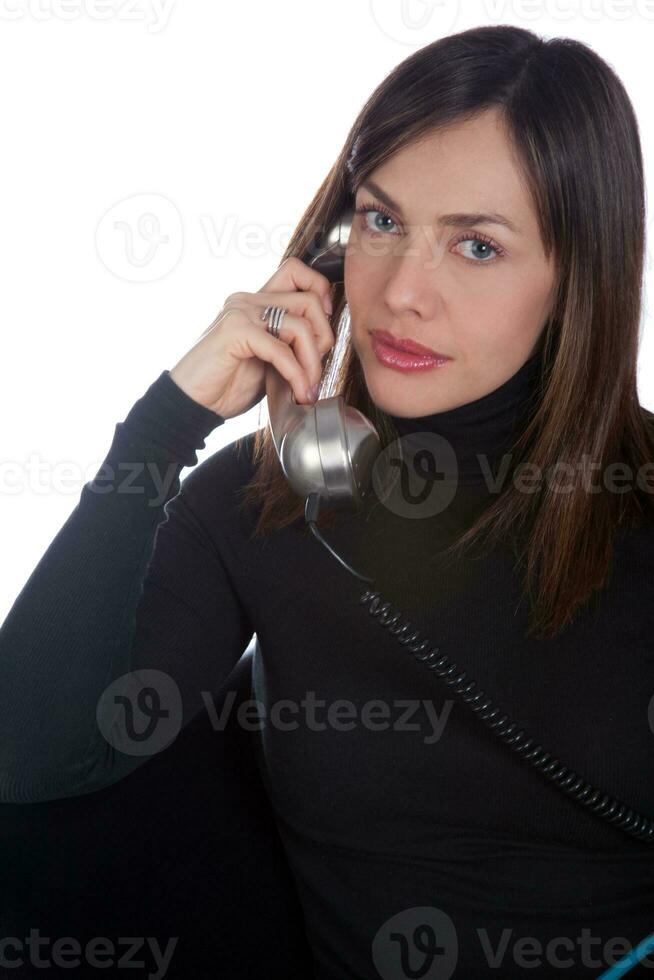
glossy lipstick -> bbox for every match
[370,329,452,373]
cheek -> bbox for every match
[344,235,390,299]
[444,289,547,363]
[343,257,370,325]
[344,249,364,296]
[492,275,555,339]
[453,263,553,331]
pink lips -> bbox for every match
[371,329,448,358]
[370,329,452,373]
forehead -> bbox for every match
[358,110,538,232]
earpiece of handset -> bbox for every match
[265,206,381,511]
[303,207,354,284]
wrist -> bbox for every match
[168,367,215,413]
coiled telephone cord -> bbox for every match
[305,493,654,846]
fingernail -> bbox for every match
[323,295,333,315]
[307,383,319,402]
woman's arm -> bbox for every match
[0,370,254,803]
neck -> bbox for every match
[384,349,543,488]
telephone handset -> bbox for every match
[264,208,381,512]
[263,210,654,846]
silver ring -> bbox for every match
[260,305,287,339]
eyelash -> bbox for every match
[353,199,507,264]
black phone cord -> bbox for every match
[305,493,654,846]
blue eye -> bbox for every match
[452,236,504,262]
[353,204,399,235]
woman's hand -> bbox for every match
[169,257,336,420]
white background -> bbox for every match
[0,0,653,621]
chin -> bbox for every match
[360,362,448,416]
[361,376,416,417]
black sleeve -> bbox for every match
[0,370,255,804]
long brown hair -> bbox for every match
[236,24,654,640]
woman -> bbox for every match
[2,23,654,979]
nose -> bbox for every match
[381,227,445,321]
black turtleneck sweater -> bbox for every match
[1,355,654,979]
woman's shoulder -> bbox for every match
[172,427,262,538]
[181,430,258,507]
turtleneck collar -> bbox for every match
[384,347,543,487]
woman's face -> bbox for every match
[344,107,558,417]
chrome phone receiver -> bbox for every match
[265,365,381,511]
[302,208,355,283]
[264,207,381,511]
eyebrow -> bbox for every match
[358,178,521,235]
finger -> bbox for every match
[243,318,316,405]
[255,308,323,393]
[259,255,334,317]
[251,288,335,356]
